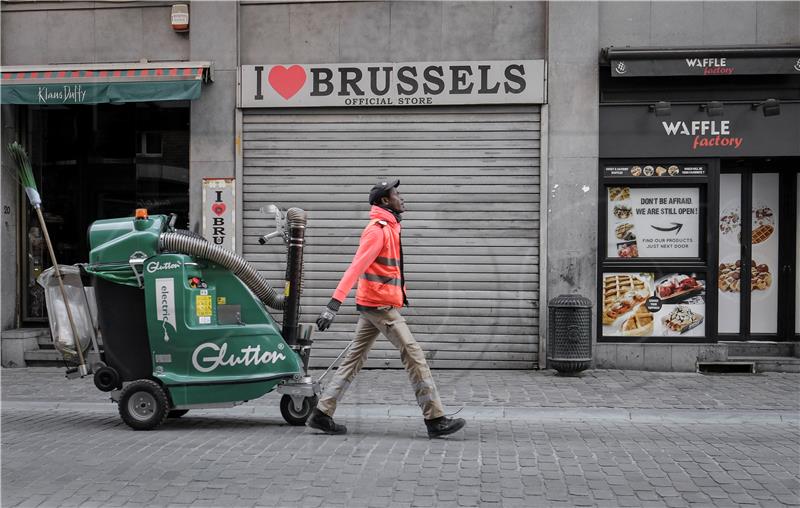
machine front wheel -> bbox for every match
[280,394,317,426]
[118,379,170,430]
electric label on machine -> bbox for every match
[196,294,213,324]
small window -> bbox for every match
[136,131,163,157]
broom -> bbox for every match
[7,142,88,375]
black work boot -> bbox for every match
[425,416,466,438]
[306,408,347,435]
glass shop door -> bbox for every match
[718,161,798,340]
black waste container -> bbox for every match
[547,294,593,373]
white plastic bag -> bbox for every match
[37,266,95,360]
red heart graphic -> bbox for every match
[212,203,226,216]
[268,65,306,100]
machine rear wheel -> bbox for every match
[280,394,317,426]
[119,380,169,430]
[168,409,189,418]
[93,365,121,392]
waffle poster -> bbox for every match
[607,186,700,258]
[602,272,706,338]
[718,174,780,334]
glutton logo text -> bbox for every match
[662,120,743,150]
[146,261,182,273]
[192,342,287,373]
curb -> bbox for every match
[3,400,797,424]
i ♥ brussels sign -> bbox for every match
[240,60,545,108]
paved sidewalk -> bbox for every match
[2,368,799,507]
[4,367,799,410]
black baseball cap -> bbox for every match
[368,179,400,205]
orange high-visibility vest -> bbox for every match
[355,219,406,307]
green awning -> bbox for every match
[1,62,211,105]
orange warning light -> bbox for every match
[135,208,149,220]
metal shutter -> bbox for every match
[241,105,540,369]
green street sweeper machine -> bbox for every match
[40,207,322,430]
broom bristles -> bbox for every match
[7,141,37,191]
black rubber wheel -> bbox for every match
[280,394,317,426]
[168,409,189,418]
[118,379,170,430]
[93,365,121,392]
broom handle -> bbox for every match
[35,206,87,369]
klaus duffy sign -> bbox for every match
[240,60,545,108]
[202,178,236,252]
[607,186,700,259]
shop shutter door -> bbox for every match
[241,105,541,369]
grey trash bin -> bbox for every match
[547,294,592,373]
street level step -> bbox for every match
[35,332,101,351]
[2,328,51,368]
[23,349,64,366]
[37,335,55,349]
[1,328,49,340]
[723,341,797,358]
[733,356,800,373]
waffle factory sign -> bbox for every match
[240,60,545,107]
[660,120,742,150]
[609,55,800,77]
[599,104,800,157]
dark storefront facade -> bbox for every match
[598,46,800,345]
[2,63,209,323]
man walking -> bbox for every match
[307,179,466,438]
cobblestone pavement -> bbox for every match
[2,368,799,507]
[4,368,799,410]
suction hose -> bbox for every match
[159,231,285,310]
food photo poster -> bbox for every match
[717,173,779,334]
[602,271,706,338]
[750,173,779,334]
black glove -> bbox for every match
[316,299,342,331]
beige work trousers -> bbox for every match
[317,306,445,420]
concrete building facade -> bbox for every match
[1,1,798,371]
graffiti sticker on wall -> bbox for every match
[202,178,236,252]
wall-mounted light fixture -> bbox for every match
[752,98,780,117]
[699,101,724,117]
[649,101,671,117]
